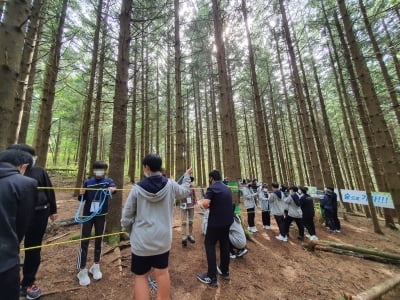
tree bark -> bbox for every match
[75,0,104,194]
[0,0,30,149]
[107,0,131,237]
[174,0,186,178]
[211,0,241,199]
[8,0,44,145]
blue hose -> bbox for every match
[74,189,112,223]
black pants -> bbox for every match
[77,215,106,269]
[274,215,285,235]
[205,225,230,279]
[282,216,304,237]
[324,210,336,231]
[303,216,316,236]
[261,210,270,226]
[247,207,255,227]
[21,208,50,287]
[333,210,341,230]
[0,264,20,300]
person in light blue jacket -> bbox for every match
[257,183,271,230]
[240,179,258,233]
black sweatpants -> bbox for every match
[0,264,20,300]
[21,208,50,287]
[274,215,285,235]
[282,215,304,238]
[205,225,230,279]
[261,210,270,226]
[303,216,316,236]
[77,215,106,269]
[247,207,255,227]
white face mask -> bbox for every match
[94,169,105,177]
[144,171,150,178]
[32,156,37,167]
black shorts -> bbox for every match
[131,251,169,275]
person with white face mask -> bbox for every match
[76,160,116,286]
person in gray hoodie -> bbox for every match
[121,154,192,300]
[280,185,304,242]
[269,182,286,239]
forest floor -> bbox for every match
[21,178,400,300]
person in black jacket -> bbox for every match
[7,144,57,299]
[197,169,234,287]
[298,186,318,241]
[0,149,37,300]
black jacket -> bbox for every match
[0,162,38,273]
[300,194,315,219]
[25,166,57,214]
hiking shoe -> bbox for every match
[89,263,102,280]
[236,248,248,258]
[263,225,272,230]
[309,235,318,241]
[26,285,41,300]
[335,230,341,233]
[188,235,195,243]
[275,234,288,242]
[77,268,90,286]
[297,236,304,241]
[182,239,187,247]
[229,252,237,259]
[196,273,218,287]
[216,265,230,280]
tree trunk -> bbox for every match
[174,0,186,178]
[208,59,222,171]
[0,0,30,149]
[75,0,103,194]
[128,39,138,183]
[18,15,44,143]
[90,0,110,171]
[358,0,400,124]
[278,0,319,187]
[107,0,131,237]
[8,0,44,145]
[211,0,241,201]
[33,0,68,167]
[241,0,270,183]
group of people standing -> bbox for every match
[240,179,323,242]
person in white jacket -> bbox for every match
[121,154,192,300]
[279,185,304,242]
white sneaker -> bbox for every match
[309,235,318,241]
[89,263,102,280]
[77,269,90,286]
[275,234,288,242]
[263,225,272,230]
[247,226,258,233]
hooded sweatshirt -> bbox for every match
[269,189,285,216]
[0,162,38,273]
[121,173,191,256]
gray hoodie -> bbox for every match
[121,174,191,256]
